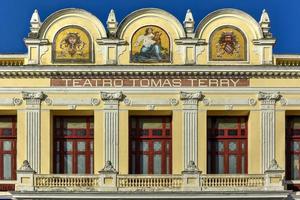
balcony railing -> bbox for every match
[15,172,284,192]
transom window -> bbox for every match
[207,116,247,174]
[0,116,17,180]
[54,116,94,174]
[129,116,172,174]
[286,117,300,180]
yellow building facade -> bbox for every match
[0,7,299,199]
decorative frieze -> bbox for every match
[180,91,202,169]
[123,98,178,108]
[258,91,281,173]
[202,98,257,106]
[101,92,124,171]
[22,91,45,173]
[44,98,100,106]
[0,97,23,106]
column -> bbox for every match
[101,91,123,171]
[22,91,45,174]
[258,91,281,173]
[180,91,202,169]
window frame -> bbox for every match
[129,116,172,174]
[53,116,94,174]
[207,116,248,174]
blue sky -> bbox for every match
[0,0,299,54]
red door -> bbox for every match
[129,116,172,174]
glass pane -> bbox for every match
[90,129,94,135]
[0,118,13,128]
[131,129,136,135]
[152,130,162,136]
[242,142,246,152]
[56,154,60,172]
[90,120,94,129]
[154,154,162,174]
[292,118,300,129]
[229,155,237,174]
[90,155,94,174]
[64,155,72,174]
[3,154,11,180]
[64,141,73,151]
[166,155,170,174]
[166,130,171,136]
[131,155,135,173]
[140,155,148,174]
[77,155,86,174]
[3,141,11,151]
[228,130,237,136]
[207,118,212,129]
[3,129,12,136]
[64,118,87,129]
[153,141,162,151]
[76,130,86,136]
[242,155,245,174]
[56,141,60,152]
[90,141,93,151]
[291,154,300,179]
[131,118,136,128]
[55,119,61,128]
[140,130,149,136]
[216,155,224,174]
[166,142,170,152]
[63,129,72,136]
[131,141,135,151]
[229,142,237,151]
[216,142,224,152]
[216,118,238,129]
[139,142,149,151]
[139,118,163,129]
[165,118,171,129]
[207,154,211,173]
[292,141,300,151]
[240,118,246,129]
[207,142,211,152]
[217,130,224,136]
[77,142,86,152]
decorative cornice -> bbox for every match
[0,65,300,78]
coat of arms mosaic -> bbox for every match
[210,26,247,61]
[131,26,170,63]
[53,26,92,63]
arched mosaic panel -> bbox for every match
[209,26,247,61]
[131,25,170,63]
[53,26,92,63]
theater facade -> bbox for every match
[0,7,300,199]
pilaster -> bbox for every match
[101,91,124,171]
[180,91,202,169]
[258,91,281,173]
[22,91,45,174]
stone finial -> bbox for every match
[183,9,195,37]
[30,9,41,33]
[107,9,118,37]
[259,9,272,38]
[19,160,34,172]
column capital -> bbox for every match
[180,91,203,106]
[258,91,281,105]
[101,91,124,101]
[22,91,45,105]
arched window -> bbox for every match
[131,25,171,63]
[209,26,247,61]
[52,26,92,63]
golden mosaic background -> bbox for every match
[210,27,247,61]
[53,27,91,63]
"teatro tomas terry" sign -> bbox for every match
[51,78,249,87]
